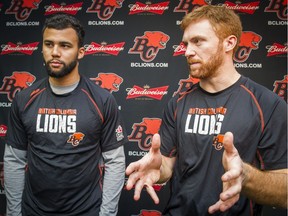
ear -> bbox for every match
[223,35,237,53]
[78,47,85,60]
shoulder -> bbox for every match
[240,76,286,112]
[240,76,284,103]
[79,76,117,105]
[13,78,48,103]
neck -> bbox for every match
[199,69,241,93]
[49,71,80,87]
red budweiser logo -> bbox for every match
[224,1,260,14]
[126,85,168,100]
[173,42,186,56]
[1,42,39,55]
[45,2,83,15]
[129,1,169,15]
[84,42,125,55]
[0,125,7,137]
[266,43,288,57]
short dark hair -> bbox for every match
[42,14,85,47]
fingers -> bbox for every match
[222,167,242,182]
[145,184,160,204]
[208,195,239,214]
[133,178,145,201]
[125,162,140,190]
[219,181,242,202]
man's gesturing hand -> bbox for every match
[209,132,244,213]
[125,133,163,204]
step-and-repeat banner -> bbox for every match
[0,0,287,215]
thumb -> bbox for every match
[223,132,235,154]
[150,133,161,154]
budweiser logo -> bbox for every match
[45,2,83,15]
[84,42,125,55]
[266,43,288,56]
[0,125,7,137]
[1,42,39,55]
[126,85,168,100]
[173,42,186,56]
[129,1,169,15]
[224,1,260,14]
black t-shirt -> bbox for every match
[160,76,287,216]
[6,75,127,216]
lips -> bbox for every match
[49,60,63,67]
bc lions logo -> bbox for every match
[174,0,211,14]
[67,132,85,146]
[0,71,36,102]
[6,0,42,21]
[265,0,287,20]
[129,31,170,62]
[233,31,262,63]
[91,73,123,93]
[129,118,162,151]
[86,0,124,20]
[173,76,199,97]
[212,134,224,150]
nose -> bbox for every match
[184,44,196,58]
[51,45,60,57]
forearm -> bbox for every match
[4,144,27,216]
[100,146,125,216]
[157,156,175,184]
[242,163,287,208]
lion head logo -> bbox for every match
[67,132,85,146]
[104,0,124,8]
[91,73,123,93]
[22,0,42,9]
[234,31,262,62]
[0,71,36,102]
[129,31,170,62]
[143,31,170,49]
[238,31,262,49]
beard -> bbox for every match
[45,59,78,78]
[188,43,224,79]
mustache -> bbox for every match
[187,59,201,64]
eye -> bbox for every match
[192,38,201,45]
[44,41,53,47]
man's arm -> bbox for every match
[4,144,27,216]
[242,164,287,208]
[99,145,126,216]
[126,134,176,204]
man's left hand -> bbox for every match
[208,132,244,213]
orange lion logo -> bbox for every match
[22,0,42,9]
[239,31,262,49]
[91,73,123,93]
[141,118,162,135]
[104,0,124,8]
[10,71,36,88]
[143,31,170,49]
[67,132,85,146]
